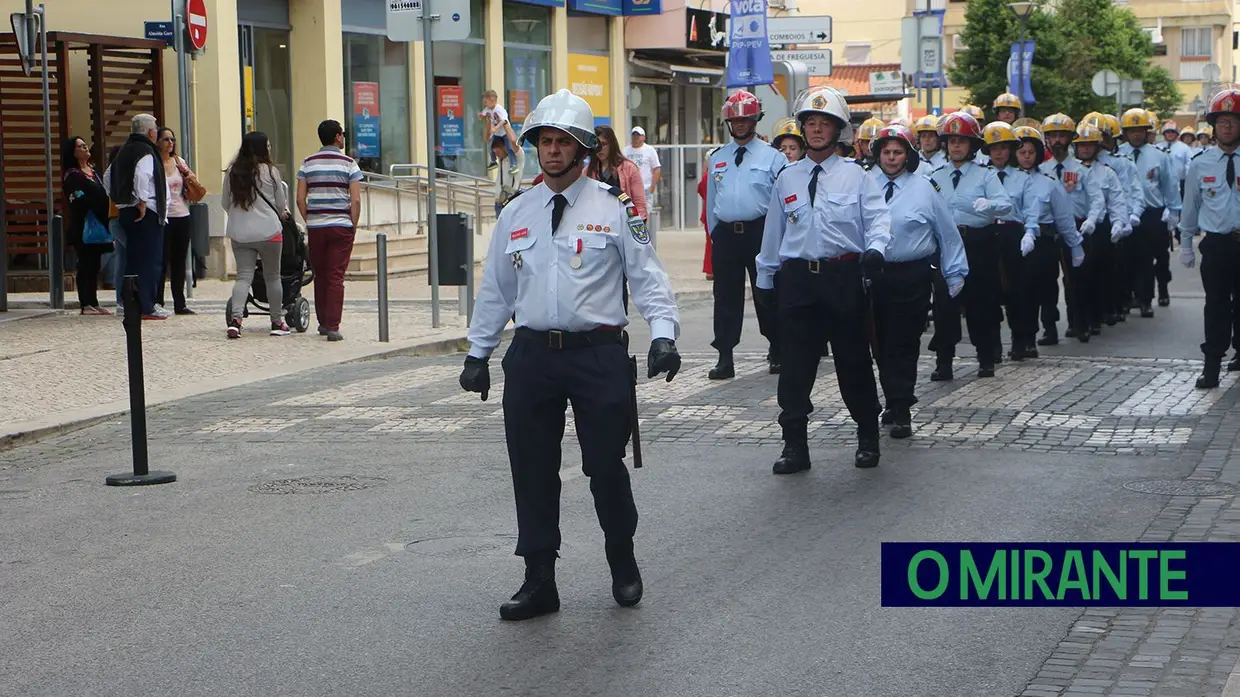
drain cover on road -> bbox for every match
[1123,478,1238,497]
[250,476,387,495]
[405,534,518,558]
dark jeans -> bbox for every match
[710,218,779,358]
[501,333,637,556]
[118,207,165,315]
[74,243,111,308]
[1199,233,1240,360]
[157,215,193,311]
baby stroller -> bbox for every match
[224,224,315,332]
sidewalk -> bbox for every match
[0,228,713,442]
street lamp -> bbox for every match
[1007,1,1035,110]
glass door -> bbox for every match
[238,25,294,177]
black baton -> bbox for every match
[629,355,643,469]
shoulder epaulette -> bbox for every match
[1191,149,1207,161]
[777,161,793,177]
[1038,171,1055,180]
[930,164,945,175]
[928,178,941,193]
[708,146,723,158]
[501,189,525,210]
[980,163,995,169]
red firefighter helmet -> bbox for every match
[1206,88,1240,125]
[721,90,763,122]
[937,112,983,140]
[873,124,920,173]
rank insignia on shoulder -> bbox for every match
[629,216,650,245]
[929,179,941,193]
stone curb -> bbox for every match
[1224,656,1240,697]
[0,290,713,451]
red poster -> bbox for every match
[353,81,380,117]
[509,90,531,121]
[437,85,463,119]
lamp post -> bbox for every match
[1007,1,1035,109]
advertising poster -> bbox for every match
[352,81,381,158]
[437,85,464,156]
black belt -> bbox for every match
[786,253,858,274]
[1039,224,1058,237]
[514,326,624,350]
[885,255,934,268]
[722,218,763,234]
[958,226,990,235]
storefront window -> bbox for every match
[343,33,411,175]
[504,4,553,178]
[433,41,487,177]
[630,83,670,143]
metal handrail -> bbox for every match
[389,163,495,189]
[358,171,487,241]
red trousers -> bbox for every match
[307,225,355,332]
[703,227,713,275]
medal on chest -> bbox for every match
[512,251,523,269]
[1063,171,1078,192]
[570,237,583,269]
[713,161,727,182]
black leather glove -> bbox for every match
[459,356,490,401]
[861,249,885,276]
[647,338,681,383]
[753,286,776,311]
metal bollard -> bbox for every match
[377,232,389,342]
[105,276,176,486]
[49,214,64,309]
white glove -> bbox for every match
[947,277,965,298]
[1020,231,1036,257]
[1071,245,1085,268]
[1129,214,1141,227]
[1111,225,1127,243]
[1166,213,1179,233]
[972,198,991,214]
[1180,246,1195,269]
[1161,208,1171,223]
[1079,219,1096,236]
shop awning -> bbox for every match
[670,64,723,86]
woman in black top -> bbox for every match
[62,136,114,315]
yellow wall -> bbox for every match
[782,0,906,65]
[289,0,344,166]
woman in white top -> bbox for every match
[221,131,291,338]
[156,128,201,315]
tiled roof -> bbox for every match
[810,63,903,99]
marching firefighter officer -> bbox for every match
[755,85,892,474]
[927,112,1013,379]
[1179,88,1240,389]
[706,90,785,377]
[915,114,947,168]
[1072,123,1132,338]
[993,93,1022,124]
[981,121,1043,360]
[1120,107,1182,314]
[1087,112,1146,323]
[460,89,682,621]
[869,124,968,437]
[855,117,884,166]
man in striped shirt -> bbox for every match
[297,119,363,341]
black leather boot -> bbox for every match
[890,408,912,439]
[500,553,560,621]
[880,408,893,426]
[855,432,880,468]
[930,352,953,381]
[977,349,995,378]
[605,538,643,608]
[772,440,811,474]
[1228,356,1240,372]
[709,353,734,380]
[767,350,781,375]
[1139,304,1155,318]
[1196,357,1223,389]
[1038,329,1058,346]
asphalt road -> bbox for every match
[1,265,1235,697]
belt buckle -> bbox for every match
[808,259,821,274]
[548,330,563,350]
[734,222,745,234]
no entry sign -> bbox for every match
[187,0,208,51]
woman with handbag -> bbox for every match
[221,131,291,338]
[61,136,114,315]
[156,128,204,315]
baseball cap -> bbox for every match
[632,126,645,136]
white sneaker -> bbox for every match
[270,322,291,336]
[152,306,172,318]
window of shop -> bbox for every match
[700,89,725,144]
[505,4,553,177]
[342,33,411,175]
[432,0,486,177]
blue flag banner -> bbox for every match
[726,0,773,88]
[1007,40,1036,105]
[881,542,1240,607]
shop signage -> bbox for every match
[568,54,611,127]
[437,85,464,156]
[685,7,729,52]
[352,82,381,158]
[727,0,774,87]
[869,70,905,96]
[568,0,622,15]
[509,0,565,7]
[621,0,661,15]
[509,90,531,122]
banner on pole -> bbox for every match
[726,0,773,87]
[1007,40,1036,105]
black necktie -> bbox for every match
[551,194,567,235]
[735,146,747,167]
[885,180,895,203]
[1132,148,1140,162]
[1227,153,1236,188]
[951,170,961,189]
[1055,163,1064,181]
[998,170,1007,184]
[808,165,822,205]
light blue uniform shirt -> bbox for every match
[1023,168,1084,249]
[927,160,1013,228]
[1180,147,1240,239]
[1086,160,1131,224]
[1099,150,1145,220]
[467,176,680,358]
[993,165,1042,234]
[1039,156,1106,225]
[920,150,948,169]
[756,155,892,289]
[1127,143,1182,213]
[1158,139,1193,182]
[869,168,969,284]
[706,138,785,233]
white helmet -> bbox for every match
[795,86,851,130]
[517,89,598,151]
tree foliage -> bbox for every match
[948,0,1181,119]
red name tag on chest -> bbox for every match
[784,194,798,204]
[1204,176,1217,183]
[510,228,529,240]
[715,162,728,169]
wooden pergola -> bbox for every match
[0,31,165,293]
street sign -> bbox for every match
[386,0,470,43]
[144,21,174,48]
[1119,79,1143,106]
[869,70,904,96]
[919,38,941,74]
[765,16,831,45]
[771,50,831,76]
[1091,69,1119,98]
[9,12,36,76]
[186,0,207,51]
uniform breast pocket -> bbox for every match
[781,190,809,224]
[824,193,859,224]
[505,234,537,273]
